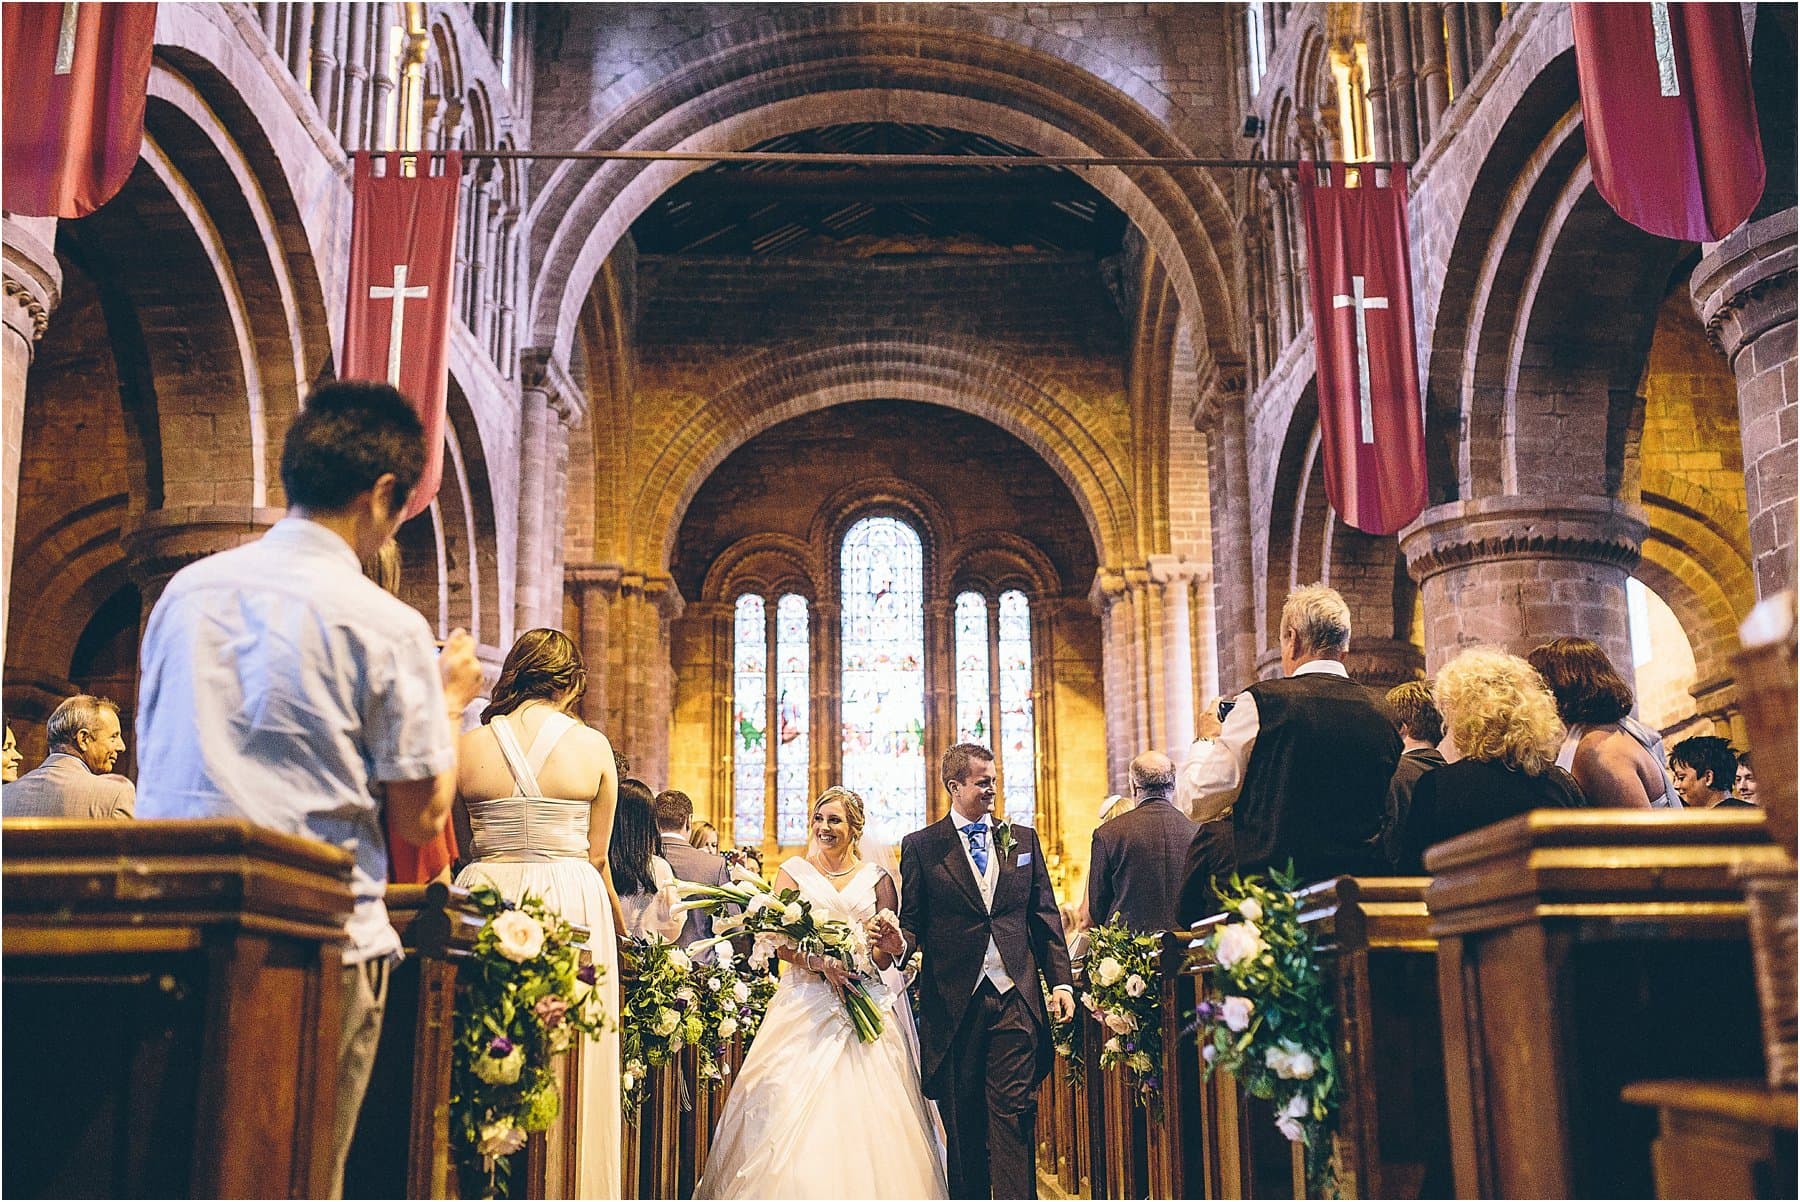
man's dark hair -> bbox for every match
[1671,736,1738,793]
[653,789,695,832]
[280,380,426,512]
[609,778,660,896]
[941,742,994,788]
[1526,637,1634,726]
[1385,680,1444,745]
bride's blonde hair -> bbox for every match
[812,785,866,854]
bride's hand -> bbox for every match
[817,956,855,994]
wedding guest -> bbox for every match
[1381,680,1447,869]
[133,381,485,1199]
[1736,752,1759,805]
[1527,637,1678,808]
[654,789,731,948]
[1174,699,1226,817]
[1,724,19,783]
[613,778,684,939]
[1184,584,1400,881]
[2,694,135,820]
[689,819,721,854]
[1392,648,1585,872]
[1086,751,1198,933]
[1669,736,1748,808]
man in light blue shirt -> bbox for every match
[136,381,484,1198]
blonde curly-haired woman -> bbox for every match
[1391,646,1587,872]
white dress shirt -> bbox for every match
[1184,659,1351,823]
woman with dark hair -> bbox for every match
[610,778,684,939]
[453,628,623,1198]
[1527,637,1680,809]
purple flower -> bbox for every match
[578,964,597,986]
[488,1035,515,1057]
[1196,1000,1216,1020]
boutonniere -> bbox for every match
[992,820,1018,860]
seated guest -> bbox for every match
[2,695,135,819]
[1527,637,1678,808]
[1185,584,1400,882]
[1393,647,1585,872]
[1382,680,1447,869]
[3,723,22,783]
[689,819,721,854]
[1736,751,1759,805]
[1670,736,1748,808]
[1086,751,1200,933]
[613,778,685,940]
[654,789,731,948]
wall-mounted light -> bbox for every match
[1242,115,1265,139]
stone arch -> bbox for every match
[812,477,955,604]
[945,533,1062,600]
[633,338,1132,574]
[703,535,820,605]
[526,9,1240,371]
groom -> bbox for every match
[894,742,1076,1199]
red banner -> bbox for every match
[1298,162,1427,537]
[1574,2,1764,242]
[1,2,158,218]
[342,151,461,522]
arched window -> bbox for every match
[951,588,1040,828]
[840,516,927,845]
[954,591,991,744]
[732,591,812,847]
[774,594,811,845]
[731,594,767,847]
[1246,0,1269,96]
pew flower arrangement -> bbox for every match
[1082,922,1165,1115]
[618,935,707,1116]
[1196,867,1340,1194]
[688,949,747,1088]
[451,883,608,1200]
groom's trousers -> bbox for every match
[942,979,1040,1200]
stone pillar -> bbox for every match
[2,215,61,667]
[1400,496,1649,675]
[1195,359,1257,695]
[1444,3,1472,97]
[1413,3,1451,142]
[1382,1,1421,161]
[1148,555,1208,755]
[517,351,583,631]
[561,564,680,787]
[565,562,621,728]
[1691,207,1798,599]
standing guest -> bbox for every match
[689,819,721,854]
[1736,752,1759,805]
[1184,584,1400,882]
[654,789,731,949]
[133,381,486,1199]
[1381,680,1448,869]
[1527,637,1679,808]
[612,778,685,940]
[2,695,135,819]
[1670,736,1748,808]
[1,724,19,783]
[1173,701,1225,817]
[1393,648,1586,872]
[1086,751,1199,933]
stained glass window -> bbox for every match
[731,594,767,847]
[840,516,926,845]
[954,591,991,745]
[997,589,1036,828]
[775,594,811,846]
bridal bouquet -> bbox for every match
[678,870,887,1043]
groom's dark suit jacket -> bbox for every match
[899,816,1074,1098]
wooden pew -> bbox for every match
[2,818,353,1199]
[1426,810,1784,1198]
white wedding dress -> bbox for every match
[695,858,948,1199]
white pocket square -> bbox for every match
[1018,852,1032,866]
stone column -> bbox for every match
[1691,207,1798,599]
[1148,555,1208,755]
[563,566,681,787]
[1382,1,1421,160]
[2,215,61,666]
[565,562,621,728]
[1413,3,1451,142]
[1400,496,1649,675]
[517,351,582,630]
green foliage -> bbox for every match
[1082,922,1165,1116]
[1043,971,1084,1088]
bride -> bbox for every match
[696,786,947,1200]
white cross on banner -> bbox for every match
[1648,1,1680,97]
[1331,274,1389,445]
[342,151,462,521]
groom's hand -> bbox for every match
[1046,986,1076,1023]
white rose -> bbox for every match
[477,1120,528,1159]
[621,1071,636,1093]
[653,1007,680,1037]
[627,1059,645,1076]
[1238,897,1263,922]
[668,948,692,972]
[1221,996,1255,1032]
[1201,1044,1217,1064]
[705,974,723,992]
[1095,957,1125,986]
[781,902,805,926]
[1124,974,1148,998]
[1286,1047,1316,1080]
[1213,922,1265,969]
[1283,1093,1310,1119]
[1265,1044,1293,1077]
[491,910,546,963]
[1276,1115,1304,1142]
[718,1016,739,1038]
[1103,1036,1122,1054]
[733,979,751,1003]
[1104,1010,1137,1034]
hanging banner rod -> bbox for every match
[436,149,1402,170]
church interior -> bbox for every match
[3,3,1797,1199]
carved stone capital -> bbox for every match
[3,215,62,343]
[1691,207,1799,360]
[1192,352,1248,432]
[1399,495,1649,585]
[519,346,586,427]
[1146,553,1210,588]
[564,561,623,602]
[122,506,285,593]
[1087,568,1129,615]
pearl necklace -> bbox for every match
[817,858,859,878]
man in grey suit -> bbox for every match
[1086,751,1197,933]
[653,789,731,948]
[2,694,135,819]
